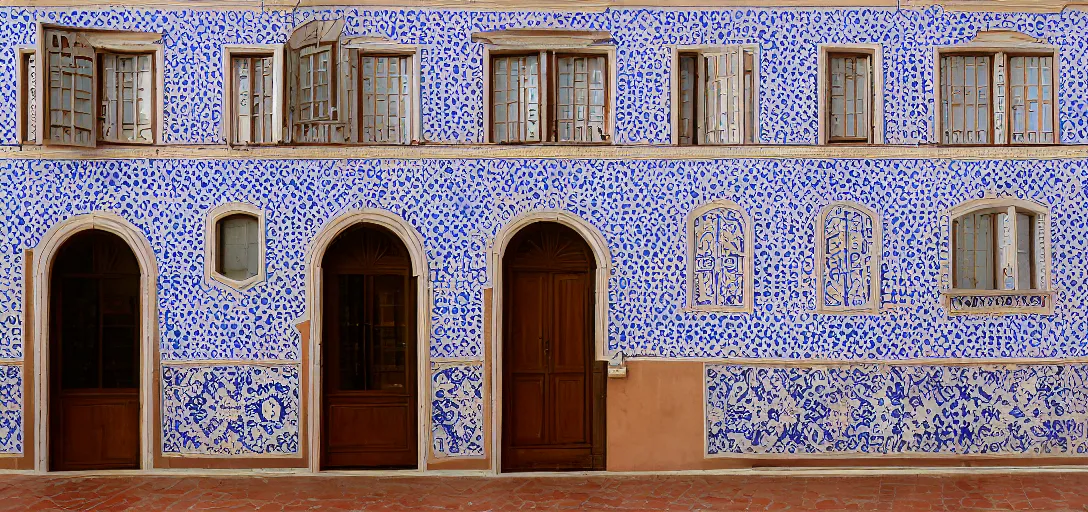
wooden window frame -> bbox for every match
[814,201,882,315]
[16,46,38,145]
[671,45,760,146]
[36,24,164,148]
[482,44,615,145]
[205,202,266,291]
[96,50,157,145]
[349,45,421,145]
[935,44,1059,146]
[222,45,284,146]
[817,44,884,145]
[685,199,755,314]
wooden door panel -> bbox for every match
[509,375,547,445]
[327,403,411,449]
[56,394,139,470]
[509,272,547,372]
[551,375,587,445]
[551,273,588,373]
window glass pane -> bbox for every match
[491,55,539,143]
[232,55,275,144]
[942,55,992,144]
[98,52,154,144]
[1016,212,1033,289]
[828,53,871,142]
[218,214,260,281]
[360,55,412,144]
[1009,56,1054,144]
[954,213,994,289]
[555,55,607,143]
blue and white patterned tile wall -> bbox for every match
[2,6,1088,145]
[1,5,1088,459]
[707,364,1088,455]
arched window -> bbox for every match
[941,195,1052,314]
[687,200,753,313]
[206,203,266,290]
[815,202,881,314]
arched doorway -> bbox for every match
[320,223,418,469]
[49,229,142,471]
[501,222,606,472]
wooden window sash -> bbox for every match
[489,53,542,143]
[702,49,743,145]
[827,52,872,143]
[231,54,275,145]
[298,44,335,123]
[677,53,698,146]
[941,53,994,145]
[98,52,154,144]
[552,52,608,143]
[1008,54,1055,144]
[359,53,413,145]
[44,29,96,147]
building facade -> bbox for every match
[1,0,1088,473]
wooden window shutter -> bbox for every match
[702,47,743,145]
[44,29,96,147]
[286,19,345,143]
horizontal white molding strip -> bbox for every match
[430,358,484,364]
[0,0,1078,13]
[4,144,1088,161]
[0,359,22,365]
[160,359,300,366]
[628,356,1088,366]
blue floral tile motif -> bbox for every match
[692,205,747,308]
[821,204,875,308]
[431,362,484,458]
[706,364,1088,455]
[0,365,21,454]
[162,364,299,455]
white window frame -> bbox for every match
[37,24,164,147]
[222,45,284,146]
[817,44,884,145]
[205,202,266,291]
[15,46,37,145]
[476,30,616,144]
[814,201,882,314]
[670,44,760,146]
[685,199,754,314]
[933,31,1059,146]
[941,194,1053,315]
[341,37,422,145]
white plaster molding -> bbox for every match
[685,199,754,314]
[813,200,883,315]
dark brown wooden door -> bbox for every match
[49,230,141,471]
[502,222,605,472]
[321,224,418,469]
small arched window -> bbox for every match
[942,195,1052,314]
[815,202,881,314]
[687,200,753,313]
[206,203,265,290]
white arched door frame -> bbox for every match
[32,213,159,471]
[301,209,431,472]
[488,209,612,473]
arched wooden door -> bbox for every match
[321,224,418,469]
[502,222,605,472]
[49,230,141,471]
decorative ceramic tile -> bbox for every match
[0,365,21,454]
[431,362,484,458]
[707,364,1088,455]
[162,364,299,455]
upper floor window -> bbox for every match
[228,51,278,145]
[675,46,758,145]
[286,19,345,144]
[941,194,1052,315]
[687,200,753,313]
[819,45,883,144]
[40,27,161,147]
[359,54,414,144]
[815,202,881,314]
[937,32,1057,145]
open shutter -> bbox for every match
[702,47,742,145]
[43,29,96,147]
[285,19,345,143]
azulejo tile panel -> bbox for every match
[3,7,1088,145]
[0,365,21,454]
[162,364,299,456]
[706,364,1088,456]
[431,362,484,458]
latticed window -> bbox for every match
[826,53,873,143]
[490,51,609,144]
[940,52,1056,145]
[816,203,880,313]
[688,201,751,311]
[99,53,154,144]
[231,55,275,145]
[45,31,95,146]
[953,206,1044,291]
[360,54,413,144]
[299,45,333,123]
[677,47,756,145]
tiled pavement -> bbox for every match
[0,472,1087,511]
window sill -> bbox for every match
[941,289,1054,315]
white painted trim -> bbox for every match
[32,212,158,471]
[685,199,754,314]
[487,209,612,473]
[14,46,37,145]
[817,43,884,145]
[814,201,882,314]
[204,202,267,291]
[300,208,431,473]
[221,44,285,145]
